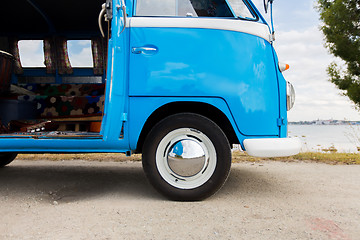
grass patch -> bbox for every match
[16,151,360,165]
[232,151,360,165]
[284,152,360,165]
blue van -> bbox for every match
[0,0,300,200]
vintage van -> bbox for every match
[0,0,300,200]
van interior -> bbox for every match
[0,0,107,137]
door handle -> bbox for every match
[132,46,158,55]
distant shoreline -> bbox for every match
[289,120,360,125]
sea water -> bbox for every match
[288,125,360,153]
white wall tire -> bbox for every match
[142,113,231,201]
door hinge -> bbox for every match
[269,32,276,43]
[121,113,128,122]
[277,118,285,127]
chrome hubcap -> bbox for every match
[167,139,206,177]
[156,128,217,190]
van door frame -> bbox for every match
[0,0,131,153]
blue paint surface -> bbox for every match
[129,27,280,136]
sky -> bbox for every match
[17,0,360,122]
[252,0,360,122]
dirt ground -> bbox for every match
[0,159,359,240]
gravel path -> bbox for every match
[0,160,359,240]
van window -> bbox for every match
[135,0,233,17]
[227,0,255,19]
[18,40,45,67]
[68,40,93,67]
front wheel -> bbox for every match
[0,153,18,168]
[142,113,231,201]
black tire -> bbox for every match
[0,153,18,168]
[142,113,231,201]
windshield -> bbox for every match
[227,0,255,19]
[136,0,234,17]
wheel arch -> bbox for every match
[135,101,239,153]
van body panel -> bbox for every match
[128,96,247,150]
[101,3,129,144]
[271,49,288,138]
[0,138,130,153]
[129,24,279,136]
